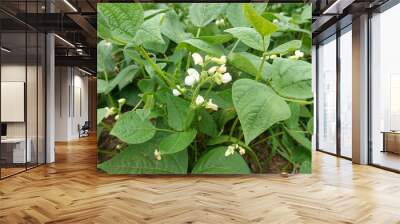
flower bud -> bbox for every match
[213,72,222,85]
[225,145,235,157]
[221,73,232,84]
[208,66,218,75]
[239,146,245,155]
[192,53,203,66]
[118,98,126,106]
[270,55,277,59]
[195,95,205,106]
[172,89,181,96]
[154,149,162,161]
[205,99,218,111]
[216,64,227,74]
[211,55,227,65]
[295,50,304,58]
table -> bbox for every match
[1,138,32,163]
[382,131,400,154]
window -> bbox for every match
[370,3,400,171]
[339,27,352,158]
[317,36,337,154]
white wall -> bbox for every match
[55,67,89,141]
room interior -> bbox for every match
[0,0,399,223]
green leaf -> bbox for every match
[105,65,139,94]
[228,52,272,80]
[143,36,169,54]
[226,3,267,28]
[268,40,302,55]
[119,87,140,106]
[98,133,188,174]
[97,108,107,125]
[225,27,270,51]
[232,79,291,144]
[285,103,300,129]
[300,160,311,173]
[178,39,224,56]
[270,58,312,99]
[243,4,278,37]
[134,14,165,46]
[285,128,311,150]
[197,109,218,137]
[97,79,107,94]
[198,34,233,44]
[307,118,314,134]
[97,40,115,73]
[205,89,234,110]
[159,130,197,155]
[110,110,155,144]
[165,93,195,131]
[97,9,111,40]
[138,79,156,93]
[161,11,192,43]
[192,147,251,174]
[189,3,228,27]
[98,3,144,45]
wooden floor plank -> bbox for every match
[0,136,400,224]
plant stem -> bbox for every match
[132,99,143,111]
[282,97,313,105]
[252,131,284,146]
[256,38,267,81]
[228,40,240,56]
[138,46,173,87]
[154,128,176,133]
[229,117,239,140]
[196,27,201,37]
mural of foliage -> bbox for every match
[97,3,313,174]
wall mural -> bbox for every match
[97,3,313,174]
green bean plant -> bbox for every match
[97,3,313,174]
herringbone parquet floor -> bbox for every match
[1,136,400,224]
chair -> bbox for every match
[78,121,90,138]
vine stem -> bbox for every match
[229,117,239,140]
[154,128,176,133]
[228,40,240,56]
[104,71,116,107]
[137,46,173,87]
[282,97,313,105]
[256,37,267,81]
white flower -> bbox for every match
[225,145,235,157]
[114,115,120,120]
[270,54,277,59]
[154,149,162,161]
[195,95,205,106]
[239,146,245,155]
[211,55,227,65]
[205,99,218,111]
[273,19,279,23]
[185,75,196,86]
[172,89,181,96]
[221,73,232,84]
[295,50,304,58]
[208,66,218,75]
[216,64,227,74]
[192,53,203,66]
[187,68,200,82]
